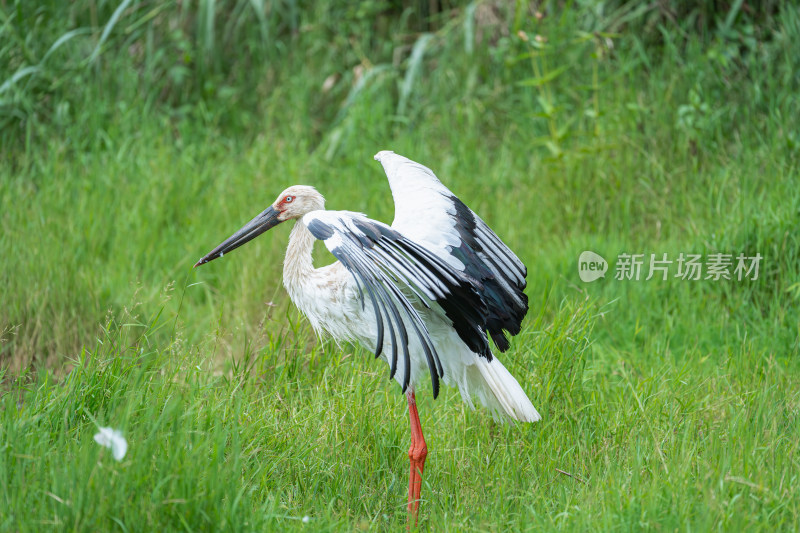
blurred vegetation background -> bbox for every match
[2,0,796,369]
[1,1,799,529]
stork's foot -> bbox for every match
[407,392,428,525]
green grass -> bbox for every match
[2,1,799,530]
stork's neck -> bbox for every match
[283,220,316,291]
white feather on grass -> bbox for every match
[93,427,128,461]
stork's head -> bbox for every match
[272,185,325,221]
[194,185,324,267]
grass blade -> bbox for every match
[397,33,433,117]
[89,0,136,64]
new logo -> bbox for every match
[578,251,608,282]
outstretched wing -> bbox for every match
[374,151,528,351]
[303,210,492,398]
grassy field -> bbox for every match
[2,1,799,530]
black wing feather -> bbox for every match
[448,196,528,352]
[306,214,492,397]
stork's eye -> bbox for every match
[284,196,295,203]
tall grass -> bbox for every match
[1,0,799,530]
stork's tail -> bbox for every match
[474,357,541,422]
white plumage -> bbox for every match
[195,151,540,518]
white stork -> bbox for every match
[195,151,540,520]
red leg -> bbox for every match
[407,392,428,524]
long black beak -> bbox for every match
[194,205,283,267]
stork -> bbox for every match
[195,151,540,522]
